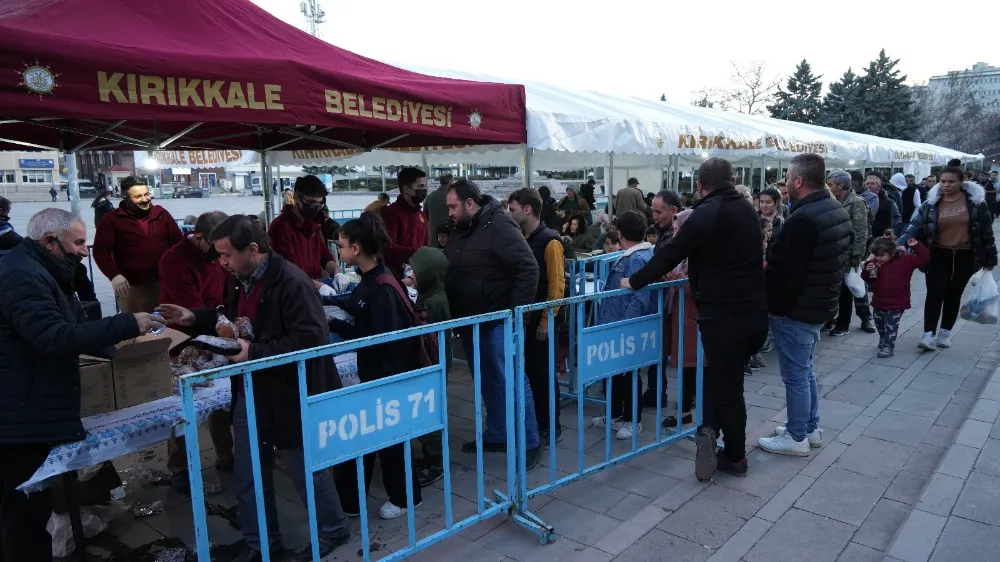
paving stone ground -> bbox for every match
[47,211,1000,561]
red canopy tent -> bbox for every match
[0,0,527,153]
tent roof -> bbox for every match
[0,0,526,152]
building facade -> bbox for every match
[0,151,59,194]
[928,62,1000,108]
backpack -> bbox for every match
[374,273,440,369]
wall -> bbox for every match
[0,151,59,194]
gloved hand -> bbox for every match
[332,272,352,293]
[318,284,336,297]
[111,275,130,299]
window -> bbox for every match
[0,170,14,184]
[21,170,53,184]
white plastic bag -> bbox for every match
[960,271,1000,325]
[845,267,866,298]
[47,509,108,558]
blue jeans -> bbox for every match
[460,324,540,450]
[769,316,822,442]
[233,393,348,552]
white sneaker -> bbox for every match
[936,330,952,348]
[773,425,823,448]
[616,422,643,440]
[918,332,937,351]
[758,430,810,456]
[592,416,625,431]
[378,500,421,520]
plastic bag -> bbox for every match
[960,271,1000,325]
[845,267,866,298]
[48,510,108,558]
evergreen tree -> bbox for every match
[831,50,920,139]
[817,68,862,130]
[767,59,823,123]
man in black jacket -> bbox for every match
[760,154,851,458]
[0,208,156,562]
[156,215,348,562]
[866,175,900,236]
[444,179,542,467]
[622,158,767,482]
[642,190,683,408]
[0,197,21,251]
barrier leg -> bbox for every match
[182,380,211,561]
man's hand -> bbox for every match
[230,338,250,363]
[133,312,159,334]
[535,324,548,342]
[111,275,130,299]
[332,272,352,292]
[324,260,340,276]
[620,278,632,290]
[153,304,195,327]
[907,238,918,247]
[665,269,685,281]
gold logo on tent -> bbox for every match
[657,134,665,148]
[18,61,58,97]
[468,110,483,130]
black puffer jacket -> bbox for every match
[0,239,140,445]
[766,190,852,324]
[899,181,998,272]
[444,197,539,318]
[629,186,766,319]
[192,253,339,449]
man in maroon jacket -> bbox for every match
[381,167,428,277]
[93,176,184,312]
[268,175,339,280]
[158,211,234,492]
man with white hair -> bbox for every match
[0,208,159,561]
[827,170,876,336]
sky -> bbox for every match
[252,0,993,104]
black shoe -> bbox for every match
[829,327,849,337]
[860,319,877,334]
[215,456,235,473]
[749,353,767,369]
[417,464,444,487]
[695,427,717,482]
[461,440,506,453]
[171,471,191,496]
[525,446,541,471]
[662,413,693,428]
[716,451,748,477]
[294,532,350,561]
[743,363,754,377]
[539,427,564,446]
[823,320,836,331]
[234,544,283,562]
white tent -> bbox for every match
[268,65,982,181]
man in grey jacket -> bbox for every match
[613,177,648,218]
[827,170,875,336]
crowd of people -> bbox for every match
[0,153,997,561]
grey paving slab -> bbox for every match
[836,542,884,562]
[532,498,621,549]
[937,444,981,480]
[852,499,911,551]
[689,483,768,520]
[714,447,806,499]
[902,444,948,476]
[923,356,977,377]
[973,438,1000,478]
[949,389,980,406]
[921,424,959,448]
[935,401,975,428]
[954,419,993,449]
[824,381,887,407]
[887,389,953,419]
[864,410,936,446]
[969,398,1000,424]
[817,399,867,430]
[610,527,712,562]
[832,436,916,480]
[861,394,897,418]
[657,500,746,549]
[594,503,671,556]
[755,474,815,522]
[887,509,948,562]
[952,471,1000,526]
[929,516,1000,562]
[905,372,966,396]
[884,470,930,506]
[800,441,849,479]
[605,494,653,522]
[744,508,856,562]
[915,472,965,517]
[794,467,891,526]
[706,517,771,562]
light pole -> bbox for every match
[300,0,325,37]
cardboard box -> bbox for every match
[78,327,190,415]
[79,355,115,417]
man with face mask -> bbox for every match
[0,208,158,562]
[93,176,184,313]
[268,174,339,280]
[380,167,429,278]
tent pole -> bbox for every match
[760,156,766,190]
[607,152,615,216]
[673,154,680,192]
[276,164,281,194]
[261,152,274,224]
[66,151,80,215]
[381,166,387,192]
[520,144,533,188]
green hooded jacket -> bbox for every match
[410,246,452,370]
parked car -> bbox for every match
[59,179,97,196]
[173,186,204,198]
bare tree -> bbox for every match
[916,71,1000,156]
[694,61,781,116]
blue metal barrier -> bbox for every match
[562,252,622,396]
[178,311,523,562]
[513,279,703,540]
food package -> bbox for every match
[191,335,242,356]
[324,305,352,323]
[234,316,254,340]
[215,314,237,339]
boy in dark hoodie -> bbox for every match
[409,246,451,486]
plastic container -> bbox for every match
[147,312,165,336]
